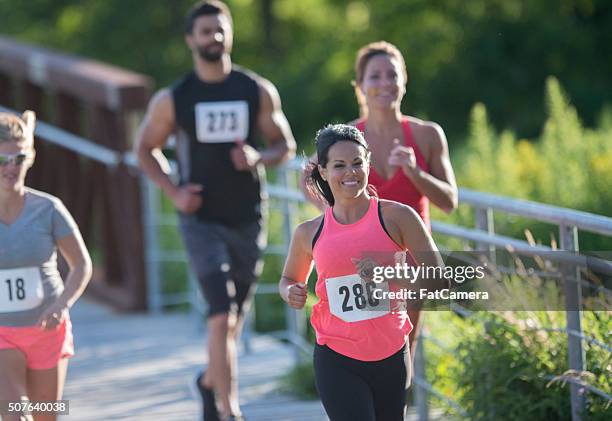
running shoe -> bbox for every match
[192,370,220,421]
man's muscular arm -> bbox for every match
[230,78,296,170]
[134,89,203,213]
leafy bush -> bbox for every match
[280,359,319,400]
[425,310,611,420]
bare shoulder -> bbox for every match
[379,199,422,226]
[135,88,175,150]
[377,199,424,248]
[294,215,325,250]
[150,88,173,111]
[407,116,446,144]
[147,88,175,124]
[255,75,277,91]
[252,74,281,104]
[346,118,361,127]
[295,215,324,239]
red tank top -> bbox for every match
[356,118,430,228]
[311,197,413,361]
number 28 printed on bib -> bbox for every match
[325,274,390,323]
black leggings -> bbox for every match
[313,343,410,421]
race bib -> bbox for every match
[195,101,249,143]
[325,274,390,323]
[0,267,44,313]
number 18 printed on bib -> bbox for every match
[0,267,44,313]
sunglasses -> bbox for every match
[0,153,30,166]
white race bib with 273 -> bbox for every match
[325,274,390,323]
[0,267,44,313]
[195,101,249,143]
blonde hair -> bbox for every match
[352,41,408,118]
[0,110,36,147]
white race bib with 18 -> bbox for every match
[0,267,44,313]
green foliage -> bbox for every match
[454,313,570,419]
[425,310,611,420]
[2,0,612,145]
[447,77,612,251]
[280,358,319,400]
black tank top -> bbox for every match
[172,66,265,226]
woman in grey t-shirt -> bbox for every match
[0,110,92,420]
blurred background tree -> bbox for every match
[2,0,611,244]
[2,0,611,144]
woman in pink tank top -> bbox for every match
[280,124,443,421]
[352,41,458,358]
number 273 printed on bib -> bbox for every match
[195,101,249,143]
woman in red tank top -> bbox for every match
[282,124,444,421]
[351,41,458,358]
[352,41,457,224]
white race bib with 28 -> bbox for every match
[325,274,390,323]
[0,267,44,313]
[195,101,249,143]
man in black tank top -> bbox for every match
[135,2,296,420]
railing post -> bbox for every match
[278,166,303,363]
[475,207,495,263]
[190,269,208,332]
[483,321,495,420]
[241,295,254,354]
[560,224,585,421]
[414,331,429,421]
[142,176,163,313]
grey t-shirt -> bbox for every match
[0,188,77,326]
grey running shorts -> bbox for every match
[178,215,266,317]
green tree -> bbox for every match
[2,0,611,146]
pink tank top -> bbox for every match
[356,118,430,229]
[311,197,413,361]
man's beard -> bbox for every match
[197,43,224,62]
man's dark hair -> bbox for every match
[185,0,233,34]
